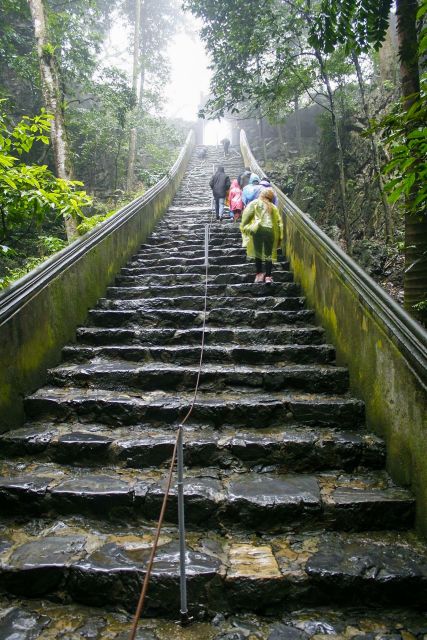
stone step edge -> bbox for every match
[0,424,385,471]
[0,526,425,612]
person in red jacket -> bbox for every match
[229,179,243,222]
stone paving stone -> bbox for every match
[0,144,422,622]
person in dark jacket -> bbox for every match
[220,137,231,157]
[209,166,231,220]
[238,167,252,189]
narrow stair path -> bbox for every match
[0,146,425,636]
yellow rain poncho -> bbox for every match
[240,195,283,262]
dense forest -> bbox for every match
[187,0,427,323]
[0,0,426,323]
[0,0,187,288]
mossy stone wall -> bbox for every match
[0,132,195,431]
[241,130,427,536]
[286,220,427,534]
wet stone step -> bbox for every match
[47,362,349,394]
[118,268,293,282]
[24,388,366,429]
[135,247,247,258]
[96,296,307,312]
[128,255,268,267]
[120,263,290,275]
[107,283,301,299]
[0,424,385,472]
[62,343,336,366]
[0,521,425,612]
[1,601,426,640]
[75,326,326,347]
[139,237,241,249]
[0,463,415,530]
[87,308,316,329]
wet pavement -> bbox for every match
[0,145,425,631]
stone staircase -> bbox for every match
[0,145,426,639]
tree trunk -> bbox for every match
[294,96,302,154]
[257,112,268,164]
[276,124,288,159]
[352,52,393,243]
[127,0,141,193]
[396,0,427,320]
[315,49,351,251]
[27,0,77,241]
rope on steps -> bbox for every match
[129,216,213,638]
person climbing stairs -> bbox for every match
[0,145,425,639]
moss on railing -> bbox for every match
[0,131,195,430]
[241,129,427,536]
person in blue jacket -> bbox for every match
[242,174,261,207]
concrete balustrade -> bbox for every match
[0,130,195,429]
[240,129,427,535]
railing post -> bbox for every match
[204,224,210,267]
[177,424,189,625]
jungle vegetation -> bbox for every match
[185,0,427,321]
[0,0,187,289]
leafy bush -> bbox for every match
[0,104,92,251]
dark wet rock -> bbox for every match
[326,486,415,530]
[0,476,51,513]
[76,616,106,638]
[213,633,247,640]
[305,537,427,605]
[0,607,50,640]
[68,540,220,614]
[141,477,224,525]
[291,620,337,635]
[112,433,176,467]
[212,613,226,626]
[225,474,320,529]
[0,426,54,456]
[114,631,157,640]
[1,535,85,596]
[268,624,310,640]
[52,432,113,463]
[50,474,133,517]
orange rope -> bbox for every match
[129,227,210,639]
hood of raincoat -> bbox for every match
[249,174,260,184]
[230,179,240,189]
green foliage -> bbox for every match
[308,0,393,54]
[0,234,67,289]
[76,210,115,235]
[0,105,92,248]
[184,0,321,119]
[38,234,67,253]
[372,4,427,216]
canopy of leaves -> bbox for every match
[308,0,393,54]
[373,1,427,216]
[0,106,92,250]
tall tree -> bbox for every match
[184,0,353,249]
[27,0,78,240]
[126,0,141,193]
[352,53,393,242]
[309,0,426,318]
[396,0,425,316]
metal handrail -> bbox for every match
[0,130,196,326]
[240,129,427,385]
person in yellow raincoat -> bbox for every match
[240,188,283,284]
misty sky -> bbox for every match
[107,12,231,144]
